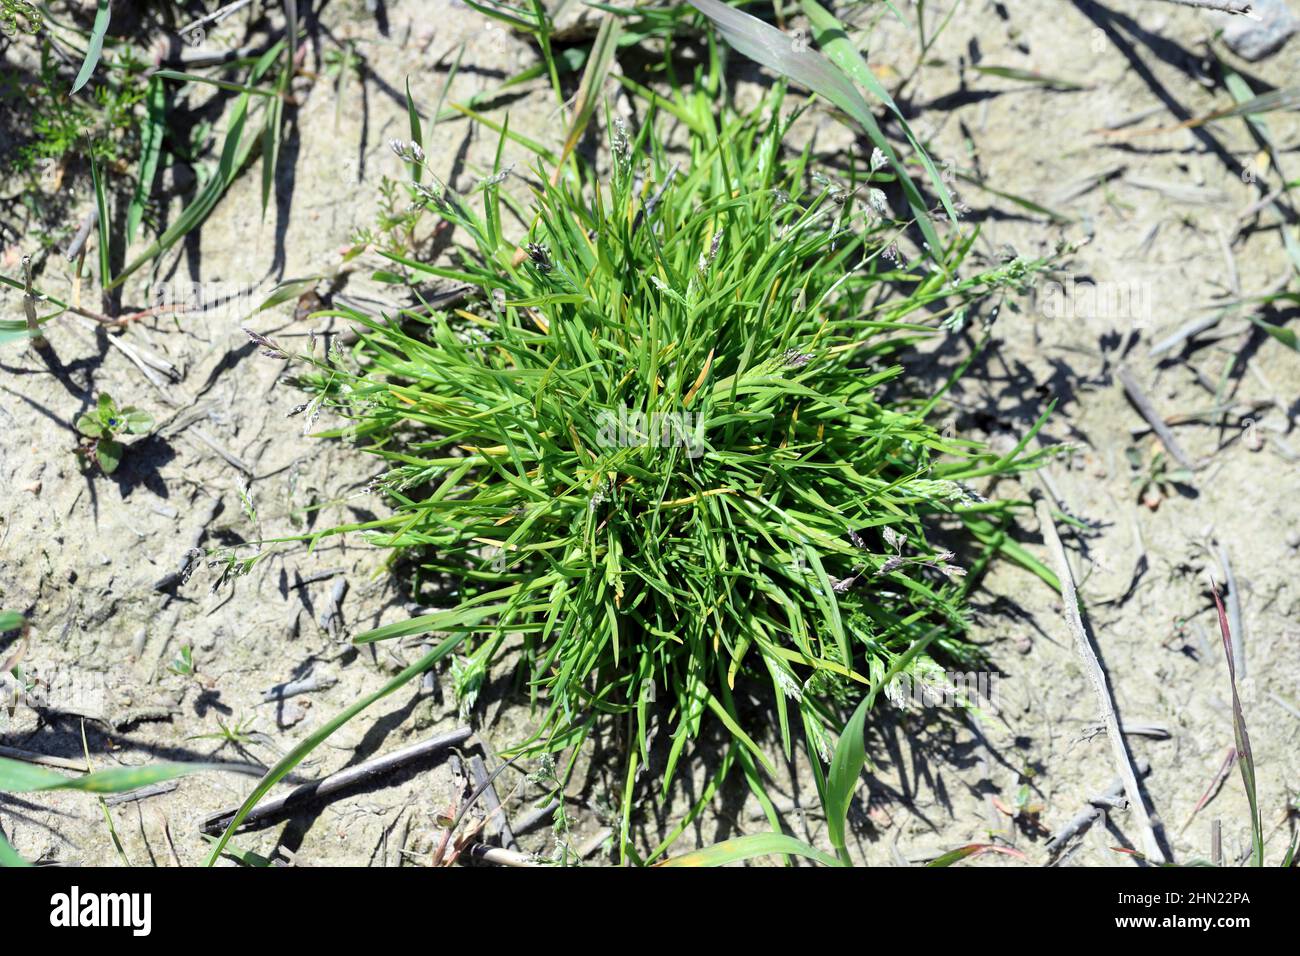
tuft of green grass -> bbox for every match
[198,9,1063,862]
[242,63,1057,856]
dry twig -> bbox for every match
[1037,496,1166,863]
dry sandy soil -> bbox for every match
[1,0,1297,866]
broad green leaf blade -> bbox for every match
[0,611,23,632]
[685,0,948,261]
[824,691,870,863]
[127,76,166,244]
[76,412,104,437]
[657,832,842,867]
[0,757,219,794]
[96,438,123,474]
[0,829,30,867]
[119,408,154,434]
[70,0,111,94]
[800,0,958,240]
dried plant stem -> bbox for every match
[465,843,539,867]
[1148,0,1254,15]
[468,753,518,851]
[64,207,98,261]
[1179,746,1236,834]
[0,744,87,771]
[1117,365,1198,471]
[21,256,45,348]
[1037,496,1166,863]
[1046,759,1151,858]
[200,726,472,833]
[176,0,253,38]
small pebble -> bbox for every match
[1220,0,1298,61]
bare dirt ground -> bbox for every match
[1,0,1297,866]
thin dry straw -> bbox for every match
[1036,494,1166,863]
[1215,543,1245,679]
[0,745,87,772]
[1149,0,1256,15]
[468,753,518,851]
[1117,365,1198,471]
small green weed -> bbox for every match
[74,392,153,475]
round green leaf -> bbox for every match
[119,407,154,435]
[76,413,104,438]
[96,438,124,474]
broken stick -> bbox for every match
[1117,365,1198,471]
[1046,759,1152,857]
[200,726,471,833]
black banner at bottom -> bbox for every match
[0,863,1284,941]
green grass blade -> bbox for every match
[0,757,219,794]
[658,832,842,867]
[89,153,112,287]
[70,0,110,94]
[552,12,622,182]
[1245,313,1298,351]
[0,829,30,867]
[971,65,1086,90]
[823,690,870,863]
[800,0,957,244]
[686,0,948,263]
[127,76,166,245]
[151,71,277,96]
[405,77,424,185]
[108,44,283,290]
